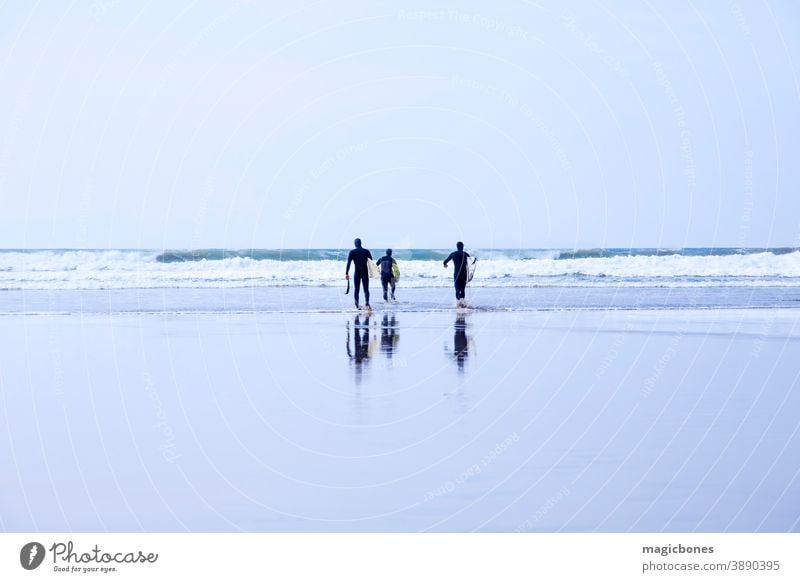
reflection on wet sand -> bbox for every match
[380,313,399,358]
[451,313,472,372]
[346,312,400,424]
[346,313,372,384]
[347,312,472,378]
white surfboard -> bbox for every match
[467,257,477,282]
[367,258,380,279]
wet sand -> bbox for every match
[1,309,798,531]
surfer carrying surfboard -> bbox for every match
[443,241,472,307]
[345,238,373,309]
[375,248,398,302]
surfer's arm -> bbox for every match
[345,251,353,276]
[443,252,453,267]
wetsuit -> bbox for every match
[346,246,373,306]
[375,255,397,301]
[444,250,471,300]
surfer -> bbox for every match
[375,248,398,302]
[443,241,471,306]
[346,238,373,309]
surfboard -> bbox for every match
[367,258,380,279]
[392,261,400,281]
[467,257,477,283]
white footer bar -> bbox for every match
[2,533,797,581]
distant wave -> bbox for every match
[154,247,800,263]
[1,248,799,290]
[156,249,346,262]
[155,248,463,262]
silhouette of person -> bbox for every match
[345,238,373,309]
[443,241,472,306]
[375,248,398,302]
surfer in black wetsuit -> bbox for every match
[375,248,397,302]
[346,238,372,309]
[443,241,471,305]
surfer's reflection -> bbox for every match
[346,313,372,383]
[449,313,472,372]
[380,313,399,358]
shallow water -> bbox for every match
[4,285,800,315]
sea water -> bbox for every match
[2,248,800,314]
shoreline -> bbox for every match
[4,305,800,319]
[2,285,800,316]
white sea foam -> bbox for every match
[1,250,799,290]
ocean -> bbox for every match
[3,248,800,314]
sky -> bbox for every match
[0,0,798,249]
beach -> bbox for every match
[3,3,799,575]
[2,304,798,532]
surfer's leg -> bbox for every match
[455,274,467,300]
[364,276,370,306]
[381,275,389,301]
[354,272,363,306]
[390,277,396,300]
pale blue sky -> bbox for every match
[1,0,798,249]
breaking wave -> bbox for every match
[1,248,799,290]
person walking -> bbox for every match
[375,248,398,302]
[443,241,471,307]
[346,238,373,309]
